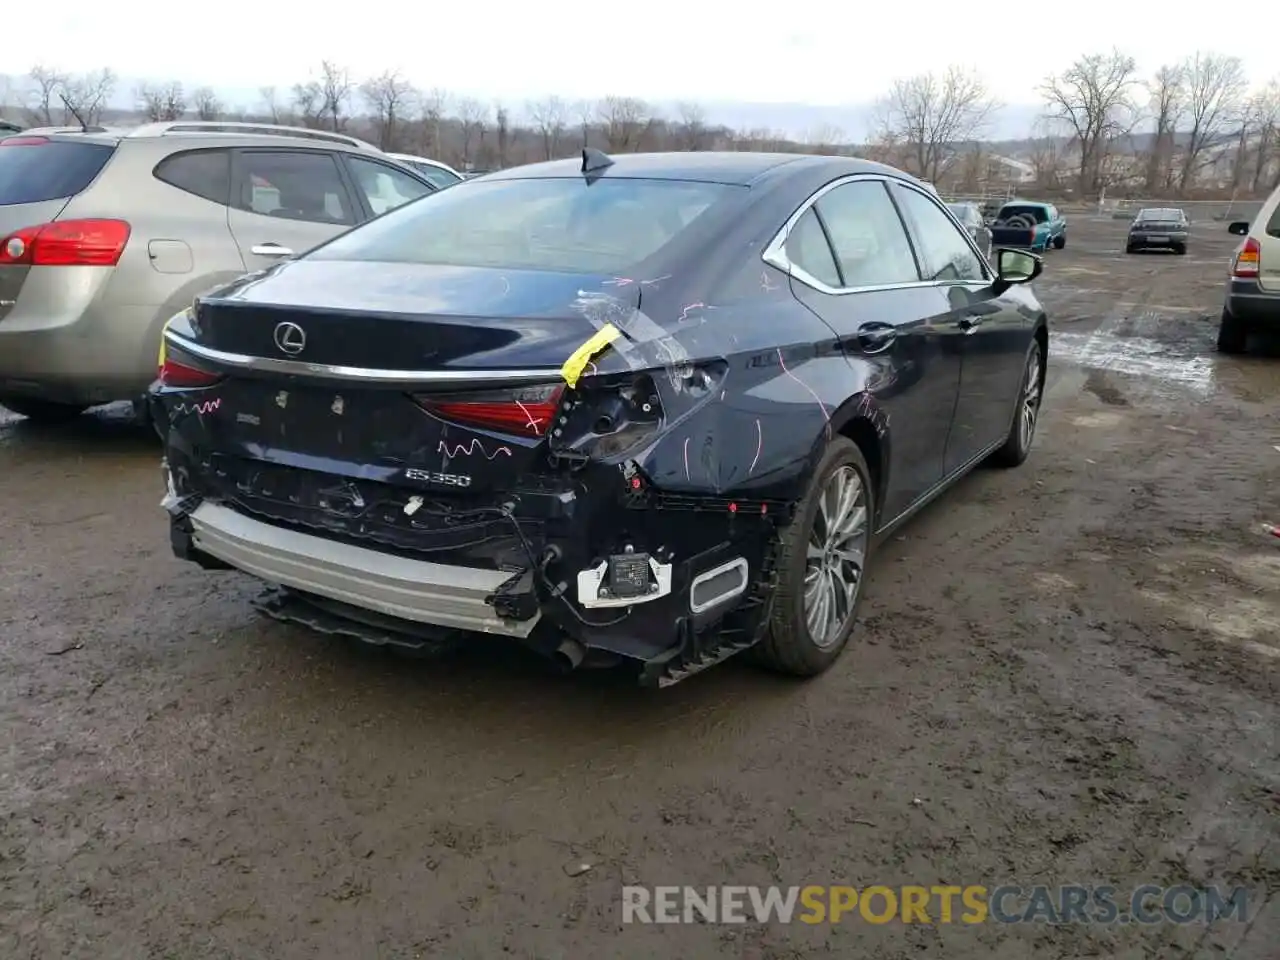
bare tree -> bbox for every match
[457,97,488,166]
[1041,49,1141,196]
[1027,118,1067,190]
[1249,80,1280,192]
[806,124,845,155]
[526,96,568,160]
[191,86,222,121]
[291,81,324,128]
[25,65,67,126]
[574,99,595,148]
[137,81,187,122]
[417,87,449,157]
[318,61,352,132]
[598,96,652,152]
[360,70,415,150]
[494,102,510,167]
[877,67,998,181]
[1178,52,1248,191]
[1143,64,1186,191]
[675,101,708,151]
[61,68,116,126]
[258,86,283,123]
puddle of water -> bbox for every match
[1051,331,1214,397]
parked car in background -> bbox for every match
[151,150,1049,688]
[1219,183,1280,354]
[989,201,1066,253]
[1126,207,1189,254]
[386,153,463,189]
[947,201,993,260]
[0,119,23,134]
[0,121,440,423]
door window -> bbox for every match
[784,208,841,288]
[235,150,354,225]
[893,185,987,283]
[347,156,434,216]
[813,180,920,287]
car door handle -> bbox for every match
[251,243,294,257]
[957,316,984,332]
[855,322,897,354]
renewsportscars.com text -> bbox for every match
[621,884,1251,925]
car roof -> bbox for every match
[13,122,384,154]
[388,153,460,174]
[481,151,910,187]
[1000,200,1050,207]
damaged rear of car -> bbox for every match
[152,150,1047,686]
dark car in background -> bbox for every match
[947,201,993,260]
[151,150,1049,688]
[1126,207,1189,255]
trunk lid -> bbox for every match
[178,260,649,495]
[194,259,636,372]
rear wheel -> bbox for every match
[0,396,88,424]
[756,437,874,677]
[990,339,1044,469]
[1216,309,1248,354]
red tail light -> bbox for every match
[415,383,564,437]
[0,219,131,267]
[1232,237,1261,278]
[158,357,222,388]
[0,136,51,146]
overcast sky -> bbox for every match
[7,1,1276,107]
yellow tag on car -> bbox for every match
[561,323,621,388]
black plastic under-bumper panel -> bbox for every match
[253,586,464,655]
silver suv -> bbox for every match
[0,121,440,422]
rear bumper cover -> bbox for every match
[1225,277,1280,326]
[1128,231,1188,248]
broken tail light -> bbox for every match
[1232,237,1261,278]
[0,219,132,267]
[414,383,565,438]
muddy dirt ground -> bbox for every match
[2,218,1278,959]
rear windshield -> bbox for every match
[1138,208,1182,221]
[308,176,742,273]
[0,138,115,205]
[997,205,1049,223]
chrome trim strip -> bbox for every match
[163,329,563,385]
[761,172,993,296]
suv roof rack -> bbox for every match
[15,125,115,136]
[125,121,381,152]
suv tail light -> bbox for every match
[414,383,564,437]
[1232,237,1261,278]
[0,219,131,267]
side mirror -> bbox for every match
[1227,221,1250,236]
[992,248,1042,294]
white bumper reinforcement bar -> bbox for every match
[187,502,540,638]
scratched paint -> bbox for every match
[438,438,513,460]
[748,419,763,475]
[331,395,345,415]
[775,347,830,419]
[172,398,221,416]
[275,391,288,409]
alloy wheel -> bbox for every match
[803,465,870,648]
[1019,344,1043,452]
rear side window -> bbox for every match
[0,138,115,205]
[785,208,841,288]
[1266,203,1280,239]
[307,177,740,273]
[154,149,231,205]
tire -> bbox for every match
[0,395,88,424]
[1174,244,1186,256]
[1053,234,1066,250]
[755,437,875,678]
[1125,244,1136,254]
[989,338,1044,469]
[1216,309,1248,354]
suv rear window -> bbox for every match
[0,138,115,205]
[308,176,742,273]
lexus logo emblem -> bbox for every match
[273,321,306,355]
